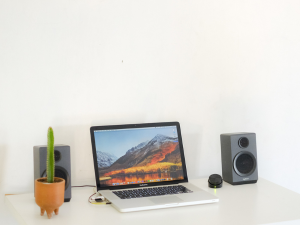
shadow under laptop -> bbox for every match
[105,202,221,223]
[102,185,260,224]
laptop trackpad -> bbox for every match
[150,196,183,205]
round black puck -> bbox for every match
[208,174,223,188]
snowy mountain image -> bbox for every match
[97,151,118,168]
[125,141,148,155]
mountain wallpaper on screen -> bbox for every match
[98,134,182,180]
[96,151,118,168]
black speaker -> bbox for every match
[34,145,71,202]
[220,133,258,185]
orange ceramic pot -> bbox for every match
[35,177,65,219]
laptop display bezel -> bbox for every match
[90,122,188,191]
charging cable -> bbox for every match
[88,188,111,205]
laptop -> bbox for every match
[90,122,218,212]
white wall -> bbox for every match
[1,0,300,197]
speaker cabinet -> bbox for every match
[220,133,258,185]
[34,145,71,202]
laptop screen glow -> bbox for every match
[94,126,184,187]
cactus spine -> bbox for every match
[47,127,55,183]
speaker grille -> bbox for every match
[233,152,256,176]
[42,166,70,190]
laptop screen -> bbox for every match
[92,123,186,188]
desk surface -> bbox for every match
[5,178,300,225]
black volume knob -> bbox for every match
[208,174,223,188]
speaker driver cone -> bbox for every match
[233,151,256,177]
[42,166,70,190]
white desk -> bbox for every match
[5,178,300,225]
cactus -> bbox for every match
[47,127,55,183]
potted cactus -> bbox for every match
[35,127,65,219]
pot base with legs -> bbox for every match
[35,177,65,219]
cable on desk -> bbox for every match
[88,193,111,205]
[70,185,111,205]
[81,186,112,205]
[88,193,97,203]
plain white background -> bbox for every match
[0,0,300,223]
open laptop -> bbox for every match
[90,122,218,212]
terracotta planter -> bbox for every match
[35,177,65,219]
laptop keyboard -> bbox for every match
[112,185,193,199]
